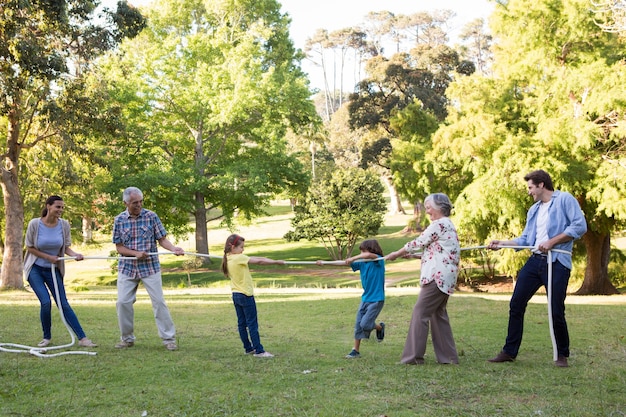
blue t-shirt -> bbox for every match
[34,220,63,268]
[351,259,385,302]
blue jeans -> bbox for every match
[354,301,384,339]
[232,292,265,354]
[502,255,571,358]
[28,264,86,340]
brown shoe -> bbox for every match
[554,355,568,367]
[488,351,515,363]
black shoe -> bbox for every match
[487,351,515,363]
[554,355,568,367]
[376,322,385,342]
[345,349,360,359]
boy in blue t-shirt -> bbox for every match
[343,239,386,358]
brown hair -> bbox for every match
[359,239,383,257]
[42,195,63,217]
[524,170,554,191]
[221,234,245,276]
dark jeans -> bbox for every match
[28,264,86,340]
[503,254,571,358]
[232,292,265,354]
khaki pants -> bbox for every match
[116,271,176,344]
[400,281,458,364]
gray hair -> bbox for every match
[123,187,143,203]
[424,193,453,217]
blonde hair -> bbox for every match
[221,234,245,276]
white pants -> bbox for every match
[116,271,176,344]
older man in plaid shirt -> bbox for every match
[112,187,184,351]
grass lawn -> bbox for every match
[1,202,625,416]
[1,290,624,416]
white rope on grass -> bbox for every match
[0,260,101,357]
[0,255,136,357]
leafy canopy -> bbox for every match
[285,168,386,260]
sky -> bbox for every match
[276,0,495,89]
[277,0,494,48]
[120,0,496,90]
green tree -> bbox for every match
[429,0,625,294]
[347,43,473,227]
[99,0,317,255]
[387,101,441,230]
[0,0,144,289]
[285,168,386,260]
[458,18,493,75]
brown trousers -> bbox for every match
[400,281,459,364]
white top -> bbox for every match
[533,201,550,252]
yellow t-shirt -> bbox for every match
[227,253,254,296]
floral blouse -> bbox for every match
[403,217,460,295]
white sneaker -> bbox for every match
[253,351,274,358]
[78,338,98,347]
[37,339,51,347]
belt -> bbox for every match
[531,253,548,259]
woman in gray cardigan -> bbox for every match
[24,195,97,348]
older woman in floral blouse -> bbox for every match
[386,193,461,365]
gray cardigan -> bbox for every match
[23,218,72,279]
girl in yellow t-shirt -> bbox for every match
[221,234,285,358]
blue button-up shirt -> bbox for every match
[514,190,587,269]
[112,208,167,278]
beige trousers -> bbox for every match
[116,271,176,344]
[400,281,458,364]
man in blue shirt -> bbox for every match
[113,187,185,351]
[487,170,587,367]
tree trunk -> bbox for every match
[82,216,92,243]
[194,191,211,264]
[0,171,25,289]
[380,174,406,215]
[0,113,25,289]
[402,201,425,233]
[192,126,211,263]
[575,229,618,295]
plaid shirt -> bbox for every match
[112,208,167,278]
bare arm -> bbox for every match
[64,246,83,261]
[158,236,185,256]
[116,243,149,259]
[27,247,59,264]
[538,232,573,252]
[248,257,285,265]
[487,239,517,250]
[345,251,379,265]
[385,247,409,261]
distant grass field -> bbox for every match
[55,200,625,294]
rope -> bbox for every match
[403,244,569,362]
[0,263,97,357]
[2,247,571,360]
